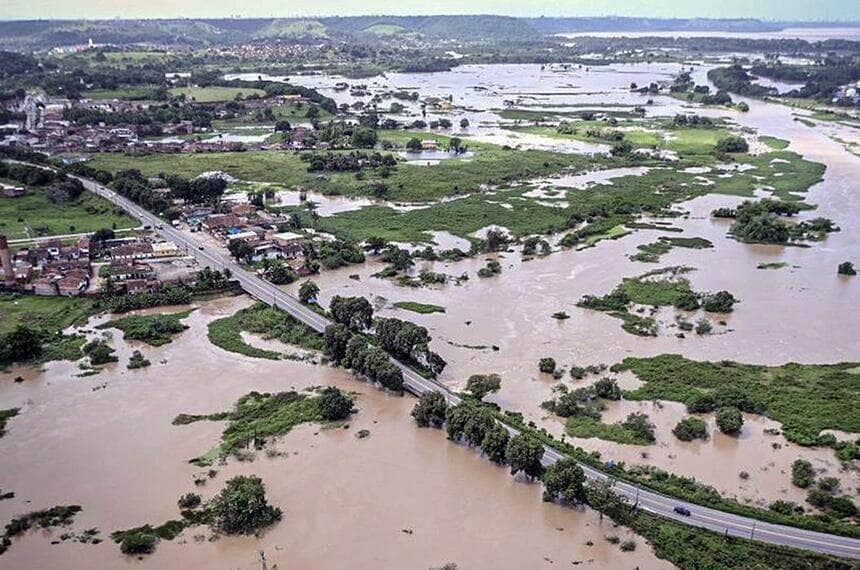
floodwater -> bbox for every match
[283,81,860,506]
[556,27,860,42]
[0,296,668,569]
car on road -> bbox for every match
[198,245,204,250]
[673,506,691,517]
[156,224,164,229]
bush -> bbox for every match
[593,377,622,400]
[672,417,708,441]
[538,357,557,374]
[702,291,737,313]
[715,135,749,153]
[838,262,856,276]
[715,406,744,435]
[317,387,353,421]
[119,531,157,555]
[177,493,202,510]
[211,476,281,535]
[621,412,656,443]
[791,459,815,489]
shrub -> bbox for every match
[715,135,749,153]
[672,417,708,441]
[538,357,557,374]
[593,377,622,400]
[838,262,856,276]
[317,387,353,421]
[177,493,202,510]
[791,459,815,489]
[715,406,743,435]
[119,531,157,555]
[210,476,281,535]
[702,291,737,313]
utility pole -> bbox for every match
[750,520,756,540]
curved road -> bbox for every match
[77,176,860,560]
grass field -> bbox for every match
[87,136,596,202]
[0,186,137,239]
[207,303,323,359]
[0,294,97,336]
[169,86,267,103]
[393,301,446,314]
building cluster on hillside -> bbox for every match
[0,233,195,297]
[0,91,317,154]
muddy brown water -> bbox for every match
[0,297,668,569]
[285,99,860,507]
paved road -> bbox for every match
[77,175,860,560]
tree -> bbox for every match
[715,406,744,435]
[298,280,320,304]
[481,423,510,464]
[466,373,501,400]
[92,227,115,242]
[538,357,556,374]
[210,476,281,535]
[0,325,42,365]
[411,391,448,428]
[447,137,464,153]
[542,458,586,504]
[672,417,708,441]
[593,377,622,400]
[460,118,470,129]
[406,137,422,152]
[323,323,353,362]
[445,401,493,445]
[318,387,353,421]
[505,434,545,479]
[791,459,815,488]
[350,126,377,148]
[227,239,253,262]
[715,135,749,153]
[702,291,737,313]
[329,295,373,331]
[274,120,292,133]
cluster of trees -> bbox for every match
[306,239,365,270]
[111,169,172,214]
[63,103,214,129]
[673,114,715,127]
[751,58,860,103]
[708,65,773,98]
[0,162,85,204]
[301,150,396,172]
[162,174,226,205]
[375,317,446,376]
[102,269,231,312]
[332,331,405,393]
[718,199,836,245]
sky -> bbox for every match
[5,0,860,22]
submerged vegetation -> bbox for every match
[175,387,353,465]
[614,355,860,450]
[98,310,192,346]
[207,302,324,359]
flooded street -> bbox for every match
[0,296,667,569]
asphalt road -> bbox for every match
[77,175,860,560]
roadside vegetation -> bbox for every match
[207,302,324,359]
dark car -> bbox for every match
[673,506,691,517]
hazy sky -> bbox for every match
[5,0,859,21]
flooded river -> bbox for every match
[0,297,668,569]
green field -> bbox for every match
[87,136,596,202]
[393,301,446,314]
[169,86,267,103]
[0,186,137,239]
[207,303,323,359]
[0,294,96,336]
[614,355,860,446]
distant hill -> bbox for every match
[0,16,857,51]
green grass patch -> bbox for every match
[759,135,790,150]
[179,390,327,465]
[393,301,446,314]
[169,86,267,103]
[98,310,192,346]
[87,136,595,202]
[206,302,323,359]
[0,185,137,240]
[614,355,860,446]
[0,294,97,336]
[565,415,655,446]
